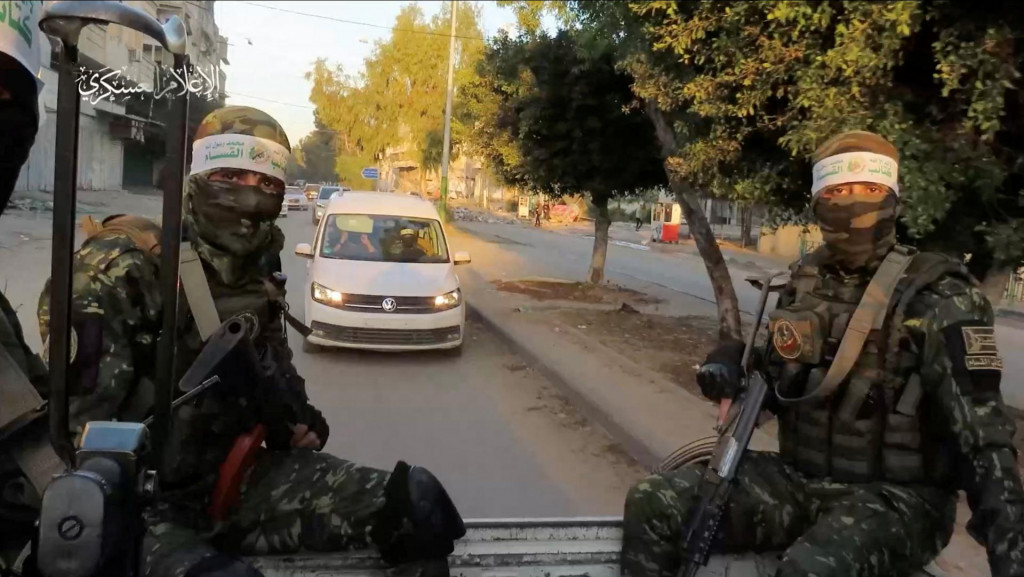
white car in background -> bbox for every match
[295,191,471,354]
[312,185,350,224]
[283,186,308,212]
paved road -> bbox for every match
[453,219,1024,409]
[0,207,645,518]
[244,214,646,518]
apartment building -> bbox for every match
[14,0,229,193]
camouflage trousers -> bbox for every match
[621,452,957,577]
[142,449,390,577]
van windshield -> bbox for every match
[319,214,449,263]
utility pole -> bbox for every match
[439,0,457,221]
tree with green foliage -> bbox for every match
[631,1,1024,299]
[499,0,750,337]
[471,30,666,283]
[286,125,339,184]
[306,2,485,188]
[501,0,1024,339]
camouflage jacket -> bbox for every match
[901,274,1023,574]
[36,223,318,496]
[1,291,47,533]
[768,253,1023,574]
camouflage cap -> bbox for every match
[190,106,291,180]
[194,106,291,150]
[811,131,898,165]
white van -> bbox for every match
[295,192,471,353]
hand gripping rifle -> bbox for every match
[675,271,788,577]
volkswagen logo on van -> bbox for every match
[381,298,398,312]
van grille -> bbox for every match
[341,294,437,314]
[310,322,461,346]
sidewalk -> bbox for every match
[459,266,778,470]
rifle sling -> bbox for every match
[776,246,915,405]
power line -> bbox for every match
[226,91,316,110]
[239,2,487,42]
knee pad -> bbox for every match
[184,554,263,577]
[370,461,466,566]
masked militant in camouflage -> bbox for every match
[0,2,47,573]
[37,106,464,577]
[620,131,1024,577]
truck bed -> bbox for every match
[250,518,946,577]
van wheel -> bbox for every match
[443,344,463,358]
[302,339,324,354]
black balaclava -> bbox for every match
[809,131,901,271]
[0,57,39,219]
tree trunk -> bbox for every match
[740,205,753,249]
[644,101,743,342]
[588,196,612,284]
[979,267,1012,306]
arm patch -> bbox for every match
[941,321,1002,395]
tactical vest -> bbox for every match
[770,246,973,485]
[77,216,290,493]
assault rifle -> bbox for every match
[674,271,788,577]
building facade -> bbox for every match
[15,0,228,193]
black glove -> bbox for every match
[302,403,330,450]
[696,339,745,402]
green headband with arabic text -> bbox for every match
[811,152,899,196]
[190,133,290,181]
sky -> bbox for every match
[214,1,525,146]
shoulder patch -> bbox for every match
[42,327,78,367]
[965,356,1003,371]
[962,326,998,356]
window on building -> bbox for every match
[142,44,153,60]
[128,48,139,62]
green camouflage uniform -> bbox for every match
[1,7,46,569]
[0,293,48,572]
[621,132,1024,577]
[36,107,392,577]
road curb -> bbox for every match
[466,301,664,470]
[997,307,1024,321]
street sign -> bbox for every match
[361,167,379,179]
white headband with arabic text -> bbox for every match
[811,151,899,196]
[190,133,290,182]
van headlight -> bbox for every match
[434,289,461,311]
[311,282,345,308]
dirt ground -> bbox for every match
[493,279,663,306]
[555,307,718,399]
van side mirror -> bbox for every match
[453,251,472,266]
[295,243,314,259]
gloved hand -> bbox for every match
[300,404,330,450]
[696,339,746,402]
